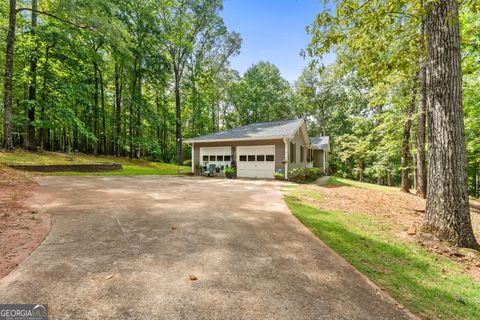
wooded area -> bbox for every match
[1,0,479,247]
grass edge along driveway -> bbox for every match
[284,180,480,320]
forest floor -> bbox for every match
[284,177,480,320]
[0,165,51,279]
[0,149,190,176]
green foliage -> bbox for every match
[0,149,190,176]
[285,189,480,319]
[223,167,236,174]
[274,171,285,179]
[228,61,293,125]
[288,167,321,183]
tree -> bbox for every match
[423,0,479,249]
[159,0,226,164]
[2,0,16,150]
[229,61,292,125]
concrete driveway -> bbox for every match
[0,176,412,319]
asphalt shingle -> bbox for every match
[186,119,303,142]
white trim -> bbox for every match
[283,138,289,180]
[184,135,289,144]
[191,143,195,173]
[323,150,326,172]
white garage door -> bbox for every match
[237,145,275,179]
[200,147,232,167]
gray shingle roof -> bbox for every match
[310,136,330,149]
[186,119,303,142]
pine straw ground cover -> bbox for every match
[284,177,480,320]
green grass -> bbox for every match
[0,150,190,176]
[327,176,398,192]
[285,193,480,320]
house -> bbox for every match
[184,119,330,179]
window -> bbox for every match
[224,155,231,161]
[209,155,216,161]
[217,155,224,161]
[202,155,208,161]
[248,155,255,161]
[290,142,296,163]
[257,155,265,161]
[239,155,247,161]
[266,155,274,162]
[300,146,304,162]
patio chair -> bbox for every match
[204,163,216,177]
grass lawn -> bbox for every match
[0,150,190,176]
[326,176,398,192]
[285,180,480,320]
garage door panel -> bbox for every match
[237,145,275,179]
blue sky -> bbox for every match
[221,0,336,83]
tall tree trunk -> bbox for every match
[26,0,38,151]
[99,68,106,154]
[174,66,183,165]
[114,58,123,157]
[416,20,427,198]
[136,71,142,158]
[93,62,99,155]
[401,87,416,193]
[129,59,137,159]
[2,0,16,150]
[387,170,393,186]
[423,0,479,249]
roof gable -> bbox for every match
[185,119,303,142]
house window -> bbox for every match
[202,155,208,161]
[209,155,216,161]
[217,155,224,161]
[290,142,296,163]
[266,155,274,162]
[224,155,231,161]
[300,146,304,162]
[239,155,247,161]
[248,155,255,161]
[257,155,265,161]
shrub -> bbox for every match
[224,167,236,174]
[274,171,285,180]
[183,159,192,167]
[288,167,321,182]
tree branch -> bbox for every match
[16,8,89,29]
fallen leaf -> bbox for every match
[105,274,114,280]
[189,274,198,281]
[407,226,416,235]
[171,225,177,230]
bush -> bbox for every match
[183,159,192,167]
[288,167,321,182]
[224,167,236,174]
[274,171,285,180]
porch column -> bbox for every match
[323,149,326,172]
[283,138,289,180]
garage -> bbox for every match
[199,147,232,167]
[237,145,275,178]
